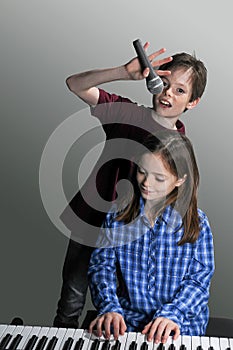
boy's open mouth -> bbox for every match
[160,99,172,108]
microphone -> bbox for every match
[133,39,164,94]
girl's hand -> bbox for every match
[89,312,127,340]
[142,317,180,343]
[125,42,173,81]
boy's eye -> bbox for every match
[162,80,168,88]
[177,88,185,94]
[138,167,146,174]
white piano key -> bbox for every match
[200,336,210,350]
[191,336,201,350]
[182,335,192,350]
[69,328,85,350]
[124,331,137,350]
[14,326,33,349]
[219,337,230,350]
[117,332,128,350]
[209,337,221,350]
[5,325,24,349]
[52,327,68,350]
[80,329,92,350]
[136,332,147,349]
[0,324,8,338]
[172,334,181,350]
[56,327,76,350]
[164,336,173,350]
[229,338,233,349]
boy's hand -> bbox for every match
[125,42,173,81]
[142,317,180,343]
[89,312,127,340]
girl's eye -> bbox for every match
[162,80,168,88]
[155,177,165,182]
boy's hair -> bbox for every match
[159,52,207,102]
[116,131,200,245]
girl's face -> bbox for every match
[153,68,199,118]
[137,152,183,205]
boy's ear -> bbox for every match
[186,97,200,110]
[175,174,187,187]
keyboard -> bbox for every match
[0,324,232,350]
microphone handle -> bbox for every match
[133,39,156,81]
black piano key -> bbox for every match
[34,335,48,350]
[74,338,84,350]
[180,345,186,350]
[197,346,203,350]
[62,337,74,350]
[45,336,58,350]
[168,344,175,350]
[208,347,214,350]
[140,342,148,350]
[158,344,165,350]
[129,341,137,350]
[0,333,13,349]
[8,334,23,350]
[24,335,39,350]
[113,340,121,350]
[102,340,110,350]
[90,339,100,350]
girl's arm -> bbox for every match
[152,212,214,333]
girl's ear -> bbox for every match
[175,174,187,187]
[186,97,200,110]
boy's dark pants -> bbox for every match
[53,239,94,328]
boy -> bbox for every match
[53,41,207,329]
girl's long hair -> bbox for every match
[116,131,200,245]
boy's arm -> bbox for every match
[66,43,172,106]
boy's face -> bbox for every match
[153,67,199,118]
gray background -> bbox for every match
[1,0,233,326]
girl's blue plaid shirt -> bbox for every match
[88,198,215,335]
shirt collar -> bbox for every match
[139,197,183,230]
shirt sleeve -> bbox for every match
[153,212,215,327]
[88,214,124,316]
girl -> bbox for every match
[88,132,214,343]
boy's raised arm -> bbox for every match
[66,43,172,106]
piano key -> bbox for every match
[0,333,13,349]
[78,330,92,350]
[51,328,67,350]
[24,334,39,350]
[22,327,42,350]
[157,343,165,350]
[219,337,230,350]
[209,337,220,350]
[164,336,173,350]
[9,334,23,349]
[199,336,210,350]
[135,333,146,350]
[172,334,181,350]
[0,325,16,342]
[0,325,8,339]
[124,332,137,350]
[34,335,49,350]
[229,339,233,350]
[45,335,58,350]
[191,336,201,350]
[168,343,175,350]
[58,328,76,350]
[62,337,74,350]
[182,335,192,350]
[114,332,128,350]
